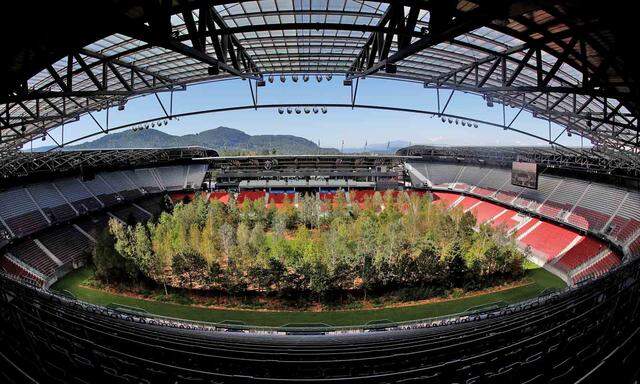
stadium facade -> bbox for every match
[2,0,640,383]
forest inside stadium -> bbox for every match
[86,191,528,311]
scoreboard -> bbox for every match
[511,162,538,189]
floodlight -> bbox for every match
[313,107,319,114]
[287,107,293,114]
[316,75,322,82]
[321,107,328,114]
[326,74,332,81]
[280,75,286,83]
[292,75,299,82]
[295,107,301,114]
[278,108,284,114]
[268,75,274,83]
[303,75,310,82]
[304,107,311,114]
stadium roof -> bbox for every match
[0,147,216,184]
[397,145,640,176]
[1,0,639,161]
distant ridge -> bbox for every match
[44,127,339,155]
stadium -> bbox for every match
[1,1,640,383]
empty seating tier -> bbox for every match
[38,226,93,266]
[55,179,102,213]
[7,240,58,277]
[28,183,76,223]
[75,215,111,240]
[237,191,266,204]
[0,188,49,236]
[470,202,506,224]
[156,166,187,191]
[554,237,605,273]
[432,192,459,208]
[572,252,621,284]
[110,205,152,224]
[267,193,296,208]
[519,222,581,263]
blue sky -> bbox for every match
[31,77,587,151]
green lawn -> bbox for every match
[52,266,565,327]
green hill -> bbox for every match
[68,127,339,155]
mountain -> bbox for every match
[62,127,339,155]
[342,140,412,154]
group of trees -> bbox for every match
[94,191,525,301]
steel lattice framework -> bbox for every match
[0,147,216,183]
[1,0,639,161]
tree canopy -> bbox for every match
[95,191,525,299]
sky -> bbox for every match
[30,76,588,151]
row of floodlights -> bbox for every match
[260,74,333,85]
[131,119,171,132]
[441,116,479,128]
[278,106,328,115]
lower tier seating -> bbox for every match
[38,227,93,266]
[519,221,581,262]
[572,252,621,284]
[554,237,606,273]
[7,240,58,278]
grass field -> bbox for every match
[52,264,565,327]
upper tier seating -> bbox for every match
[516,174,563,211]
[185,164,208,189]
[456,165,492,188]
[538,179,589,219]
[28,183,76,223]
[0,188,49,237]
[426,163,461,186]
[156,166,187,191]
[54,178,102,214]
[568,183,625,232]
[129,169,162,193]
[101,171,142,200]
[38,226,93,266]
[83,176,120,207]
[607,192,640,243]
[476,168,511,195]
